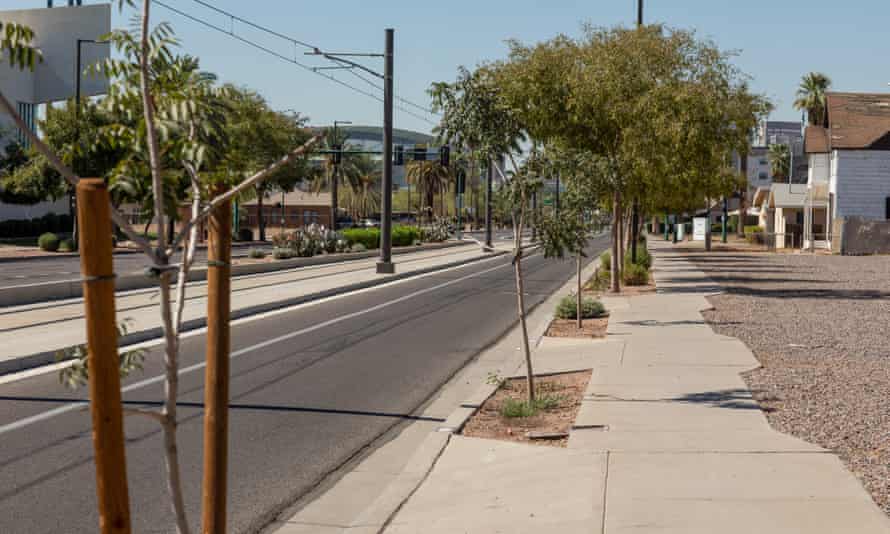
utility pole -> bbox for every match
[554,172,560,215]
[77,178,132,534]
[722,197,728,243]
[631,0,643,263]
[202,189,232,534]
[531,190,537,242]
[377,28,395,274]
[485,158,493,249]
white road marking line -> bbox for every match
[0,256,513,436]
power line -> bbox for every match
[155,0,438,126]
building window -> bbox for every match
[16,102,35,148]
[303,210,319,226]
[885,197,890,220]
[759,159,768,165]
[759,172,768,180]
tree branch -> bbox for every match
[167,134,322,255]
[123,407,166,424]
[140,0,167,259]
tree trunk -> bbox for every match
[331,166,339,230]
[256,186,265,242]
[610,191,621,293]
[617,200,625,277]
[576,253,583,330]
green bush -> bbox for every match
[628,245,651,269]
[58,239,75,252]
[600,252,611,272]
[745,232,764,245]
[392,226,421,247]
[272,248,294,260]
[38,232,60,252]
[0,213,73,238]
[247,248,266,259]
[342,227,380,250]
[555,294,607,320]
[743,225,762,236]
[500,395,564,418]
[623,262,649,286]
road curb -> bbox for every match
[0,246,507,376]
[0,241,469,307]
[335,242,605,533]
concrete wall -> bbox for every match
[835,217,890,255]
[834,150,890,220]
[0,197,68,221]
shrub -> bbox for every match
[555,294,608,320]
[628,245,651,269]
[420,218,451,243]
[342,227,380,249]
[746,232,764,245]
[272,248,294,260]
[500,395,564,418]
[58,239,76,252]
[743,225,762,236]
[392,226,421,247]
[623,262,649,286]
[38,232,60,252]
[600,252,611,272]
[247,248,266,259]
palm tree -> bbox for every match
[341,154,381,220]
[310,127,354,226]
[768,143,791,183]
[794,72,831,126]
[405,159,452,222]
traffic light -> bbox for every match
[456,168,466,194]
[330,144,342,165]
[394,144,404,166]
[413,144,427,161]
[439,145,450,168]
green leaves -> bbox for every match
[0,22,42,71]
[57,318,147,390]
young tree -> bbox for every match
[430,66,542,402]
[0,6,320,533]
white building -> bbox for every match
[0,3,110,222]
[804,92,890,252]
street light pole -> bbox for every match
[377,28,395,274]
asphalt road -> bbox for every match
[0,231,516,288]
[0,244,268,288]
[0,233,608,533]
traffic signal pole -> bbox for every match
[377,28,395,274]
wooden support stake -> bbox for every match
[202,192,232,534]
[77,178,132,534]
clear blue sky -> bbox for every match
[4,0,889,134]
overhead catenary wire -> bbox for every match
[154,0,438,126]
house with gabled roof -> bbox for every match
[803,92,890,253]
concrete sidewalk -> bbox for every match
[0,243,505,373]
[358,238,890,533]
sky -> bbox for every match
[4,0,890,135]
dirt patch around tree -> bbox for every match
[461,371,591,447]
[545,317,608,339]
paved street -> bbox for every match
[0,234,608,533]
[0,244,268,288]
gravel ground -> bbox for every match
[686,249,890,515]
